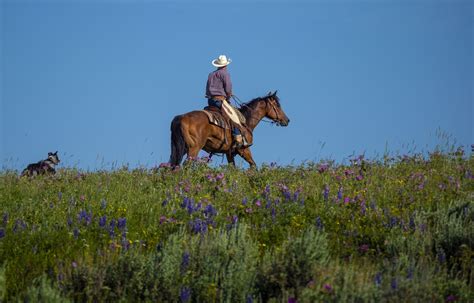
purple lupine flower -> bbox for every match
[407,267,414,280]
[288,298,297,303]
[315,216,324,230]
[109,219,116,238]
[2,212,9,226]
[78,210,92,226]
[409,216,416,230]
[293,190,301,201]
[117,217,127,230]
[391,278,398,290]
[343,197,350,204]
[72,261,77,268]
[99,215,107,228]
[13,219,26,233]
[232,215,238,224]
[180,287,191,302]
[73,228,79,239]
[162,199,168,207]
[101,199,107,209]
[0,228,5,239]
[323,185,329,201]
[271,208,276,221]
[438,251,446,263]
[181,251,190,274]
[203,204,217,218]
[255,200,262,207]
[318,163,329,173]
[359,244,369,253]
[216,172,225,181]
[374,272,382,286]
[264,185,271,196]
[360,201,367,215]
[159,215,167,224]
[445,295,458,302]
[67,217,73,227]
[190,218,207,234]
[242,197,248,205]
[337,187,343,200]
[324,283,333,292]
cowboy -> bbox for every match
[205,55,251,148]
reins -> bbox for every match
[231,95,276,124]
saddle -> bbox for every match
[201,106,231,129]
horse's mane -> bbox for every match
[238,94,280,113]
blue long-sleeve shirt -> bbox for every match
[206,68,232,98]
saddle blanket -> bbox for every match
[201,109,230,129]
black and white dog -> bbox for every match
[21,151,60,177]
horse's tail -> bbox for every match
[169,115,187,166]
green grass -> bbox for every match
[0,149,473,302]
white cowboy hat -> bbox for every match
[212,55,232,67]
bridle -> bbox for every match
[232,95,283,125]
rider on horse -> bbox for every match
[205,55,252,148]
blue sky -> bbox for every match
[1,0,472,170]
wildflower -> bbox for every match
[162,199,168,207]
[245,208,253,214]
[73,228,79,239]
[360,201,366,215]
[323,185,329,201]
[67,217,73,227]
[337,187,343,200]
[445,295,458,302]
[13,219,26,233]
[391,278,398,290]
[58,192,63,200]
[2,212,8,226]
[374,272,382,286]
[0,228,5,239]
[72,261,77,268]
[190,218,207,234]
[246,295,253,303]
[359,244,369,253]
[407,267,414,280]
[159,215,167,224]
[438,250,446,263]
[356,174,364,181]
[180,287,191,302]
[101,199,107,209]
[288,298,297,303]
[159,162,172,168]
[99,215,107,228]
[318,163,329,173]
[117,217,127,230]
[232,215,238,224]
[181,251,190,274]
[343,197,350,204]
[203,204,217,218]
[242,197,248,205]
[255,200,261,207]
[315,216,324,230]
[216,172,225,181]
[324,283,333,293]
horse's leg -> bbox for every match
[237,148,256,168]
[226,152,236,166]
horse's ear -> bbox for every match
[267,91,272,96]
[273,90,278,96]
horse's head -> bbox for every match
[263,91,290,126]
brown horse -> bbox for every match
[169,91,290,167]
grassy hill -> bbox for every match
[0,149,473,302]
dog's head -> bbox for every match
[48,151,60,165]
